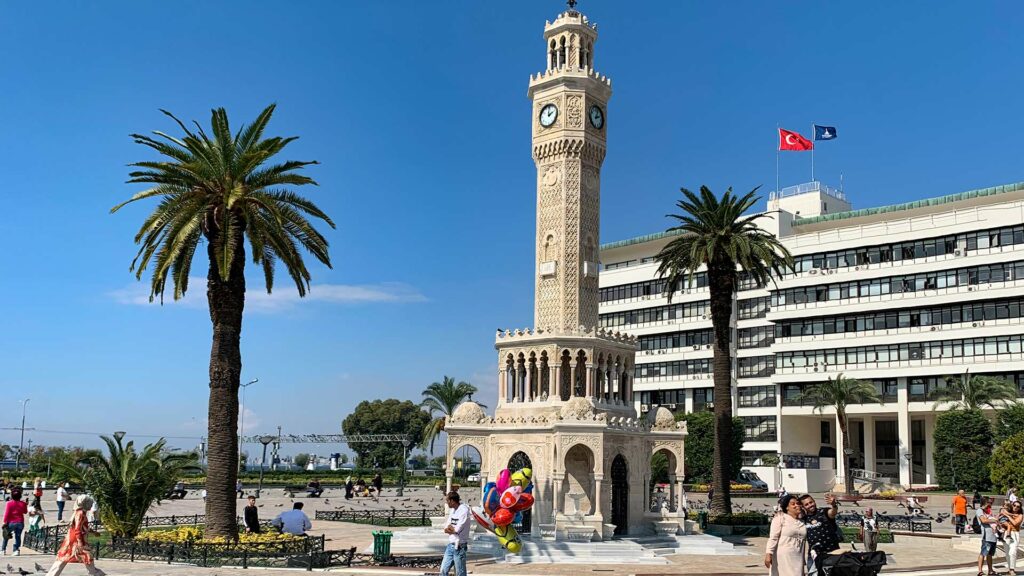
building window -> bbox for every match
[693,388,714,412]
[739,326,775,349]
[599,300,710,329]
[639,329,713,351]
[739,356,776,378]
[738,385,776,408]
[775,335,1024,372]
[738,296,771,319]
[743,416,777,442]
[820,421,831,445]
[599,273,708,303]
[634,359,711,380]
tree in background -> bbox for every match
[54,435,198,537]
[934,409,993,490]
[112,105,334,539]
[342,399,431,468]
[655,186,791,514]
[428,456,446,470]
[408,454,429,470]
[798,373,881,494]
[650,452,670,486]
[27,446,103,476]
[293,453,311,470]
[420,376,481,454]
[932,373,1018,410]
[340,454,349,465]
[676,411,744,484]
[991,432,1024,492]
[996,402,1024,444]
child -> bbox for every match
[27,500,45,535]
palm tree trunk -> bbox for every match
[839,412,853,495]
[707,262,735,516]
[205,228,246,540]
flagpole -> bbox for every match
[776,124,780,196]
[811,123,815,182]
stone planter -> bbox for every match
[562,525,596,542]
[652,520,680,537]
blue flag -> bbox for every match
[814,125,837,141]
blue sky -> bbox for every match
[0,1,1021,456]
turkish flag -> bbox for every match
[779,128,814,151]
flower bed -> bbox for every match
[690,483,758,492]
[135,525,305,547]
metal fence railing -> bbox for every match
[315,508,439,527]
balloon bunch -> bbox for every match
[471,467,535,554]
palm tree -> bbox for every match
[798,373,881,495]
[111,105,334,538]
[54,434,198,537]
[933,371,1018,410]
[655,186,791,515]
[421,376,482,454]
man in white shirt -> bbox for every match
[440,491,470,576]
[272,502,312,536]
[55,482,72,523]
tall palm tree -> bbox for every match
[798,373,881,495]
[111,105,334,538]
[655,186,791,515]
[933,372,1018,410]
[54,434,199,537]
[421,376,482,454]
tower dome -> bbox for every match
[450,401,486,424]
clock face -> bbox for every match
[589,105,605,129]
[539,103,558,127]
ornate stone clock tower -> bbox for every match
[529,7,610,332]
[443,4,686,544]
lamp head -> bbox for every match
[114,431,126,441]
[259,435,276,446]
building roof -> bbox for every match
[791,181,1024,226]
[601,180,1024,250]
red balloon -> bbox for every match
[492,507,515,527]
[510,493,534,512]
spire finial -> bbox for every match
[567,0,577,9]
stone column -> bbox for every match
[667,474,677,511]
[445,473,453,494]
[897,378,912,489]
[585,363,595,398]
[570,363,578,397]
[863,415,876,474]
[525,364,533,402]
[611,366,620,402]
[553,364,562,400]
[498,368,507,405]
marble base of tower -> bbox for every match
[444,327,686,541]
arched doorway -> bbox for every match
[611,454,629,535]
[508,451,533,534]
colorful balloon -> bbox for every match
[471,506,495,533]
[509,467,532,488]
[523,482,534,494]
[495,524,522,553]
[499,485,522,509]
[510,492,534,512]
[482,485,501,516]
[495,468,512,493]
[492,507,515,527]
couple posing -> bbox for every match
[766,493,841,576]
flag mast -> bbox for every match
[776,124,780,197]
[810,123,815,182]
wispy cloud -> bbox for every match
[109,278,426,312]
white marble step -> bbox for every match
[503,540,668,564]
[626,533,750,556]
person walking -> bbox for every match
[44,495,106,576]
[1,487,28,556]
[236,479,244,498]
[765,494,807,576]
[244,495,261,533]
[1004,500,1023,576]
[953,490,969,535]
[344,477,354,500]
[55,482,72,523]
[978,497,1000,576]
[440,491,470,576]
[860,508,879,552]
[373,473,384,498]
[27,498,45,536]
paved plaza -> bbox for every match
[14,487,1008,575]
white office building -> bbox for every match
[600,180,1024,491]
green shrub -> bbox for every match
[996,403,1024,444]
[991,431,1024,492]
[933,409,993,490]
[676,411,744,483]
[707,512,770,526]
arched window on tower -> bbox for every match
[559,36,567,68]
[588,42,594,69]
[549,40,557,70]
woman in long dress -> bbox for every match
[45,495,106,576]
[765,494,807,576]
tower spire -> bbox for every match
[567,0,577,8]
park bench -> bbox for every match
[835,494,863,504]
[283,484,325,498]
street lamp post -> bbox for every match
[398,439,412,497]
[904,453,914,492]
[238,378,259,471]
[257,435,276,498]
[15,399,30,471]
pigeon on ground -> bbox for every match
[8,563,15,573]
[34,563,45,573]
[18,568,30,576]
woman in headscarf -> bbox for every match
[765,494,808,576]
[44,495,106,576]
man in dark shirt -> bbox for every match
[244,495,261,533]
[799,493,840,575]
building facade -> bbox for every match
[600,180,1024,490]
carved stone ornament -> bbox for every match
[541,164,562,190]
[450,401,487,424]
[647,406,677,431]
[559,396,596,420]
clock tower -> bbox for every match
[528,6,610,332]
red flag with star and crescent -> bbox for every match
[779,128,814,151]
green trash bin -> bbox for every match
[697,511,709,530]
[371,530,393,561]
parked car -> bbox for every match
[467,473,481,482]
[737,469,769,491]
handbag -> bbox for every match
[1,524,9,540]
